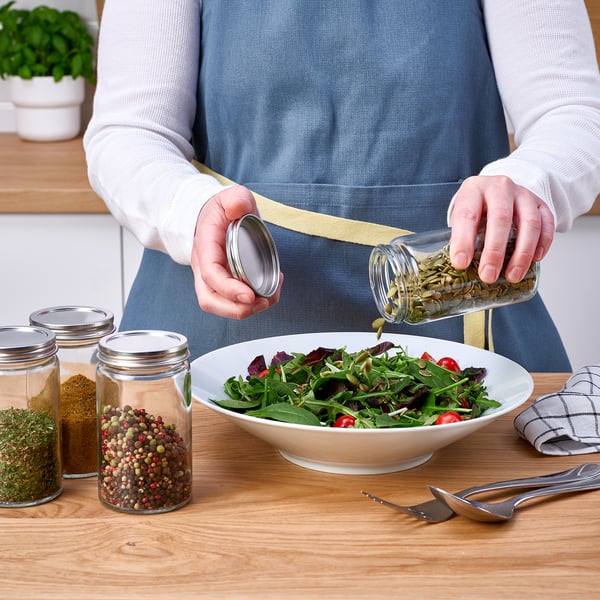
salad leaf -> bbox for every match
[247,402,321,426]
[211,343,500,429]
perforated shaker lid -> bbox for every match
[226,214,280,298]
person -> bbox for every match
[84,0,600,371]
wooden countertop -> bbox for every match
[0,134,108,214]
[2,372,599,600]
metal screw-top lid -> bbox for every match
[226,214,280,298]
[0,326,58,365]
[98,330,190,373]
[29,306,115,346]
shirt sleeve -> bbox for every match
[477,0,600,230]
[84,0,222,265]
[86,1,600,268]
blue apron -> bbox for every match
[121,0,570,371]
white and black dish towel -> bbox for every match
[514,365,600,455]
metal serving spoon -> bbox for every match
[429,472,600,522]
[361,463,600,523]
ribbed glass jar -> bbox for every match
[96,330,192,514]
[369,228,539,325]
[29,306,115,478]
[0,326,62,507]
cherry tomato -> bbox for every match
[434,411,463,425]
[333,415,356,428]
[436,356,461,372]
[420,352,435,362]
[257,367,281,378]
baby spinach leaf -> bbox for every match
[247,402,321,426]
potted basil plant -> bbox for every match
[0,1,96,141]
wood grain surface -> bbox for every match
[0,135,107,213]
[2,373,599,599]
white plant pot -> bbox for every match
[8,76,85,142]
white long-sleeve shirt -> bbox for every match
[84,0,600,266]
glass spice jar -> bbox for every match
[29,306,116,479]
[0,326,62,507]
[369,228,539,327]
[96,330,193,514]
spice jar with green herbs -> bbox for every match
[0,326,62,507]
[369,228,539,328]
[29,306,115,478]
[96,330,192,514]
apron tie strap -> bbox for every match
[194,161,412,245]
[194,161,492,351]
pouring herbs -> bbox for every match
[211,342,500,428]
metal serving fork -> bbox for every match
[361,463,600,523]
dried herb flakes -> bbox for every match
[0,407,61,504]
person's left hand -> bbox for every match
[448,175,555,283]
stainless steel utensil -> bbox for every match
[361,463,600,523]
[429,471,600,522]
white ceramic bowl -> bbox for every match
[191,332,533,475]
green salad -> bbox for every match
[211,341,500,429]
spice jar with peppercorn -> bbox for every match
[96,330,193,514]
[29,306,115,478]
[0,326,62,507]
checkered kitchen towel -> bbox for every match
[514,366,600,455]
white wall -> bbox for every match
[0,0,100,132]
[539,215,600,371]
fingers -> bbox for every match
[449,176,554,283]
[191,185,283,319]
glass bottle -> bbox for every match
[369,228,539,325]
[29,306,115,478]
[0,326,62,507]
[96,330,192,514]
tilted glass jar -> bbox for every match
[0,326,62,507]
[369,228,539,325]
[29,306,116,478]
[96,330,192,514]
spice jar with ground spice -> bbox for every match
[96,330,192,514]
[0,326,62,507]
[369,228,539,331]
[29,306,115,478]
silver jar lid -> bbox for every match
[0,326,58,365]
[29,306,115,346]
[98,330,190,373]
[226,214,280,298]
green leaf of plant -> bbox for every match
[51,33,66,55]
[17,64,31,79]
[212,398,261,410]
[22,46,35,64]
[31,64,47,76]
[25,24,43,48]
[0,3,95,83]
[248,402,321,426]
[70,53,82,79]
[474,397,501,409]
[51,64,64,82]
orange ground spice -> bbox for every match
[60,374,97,476]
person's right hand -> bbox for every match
[190,185,283,319]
